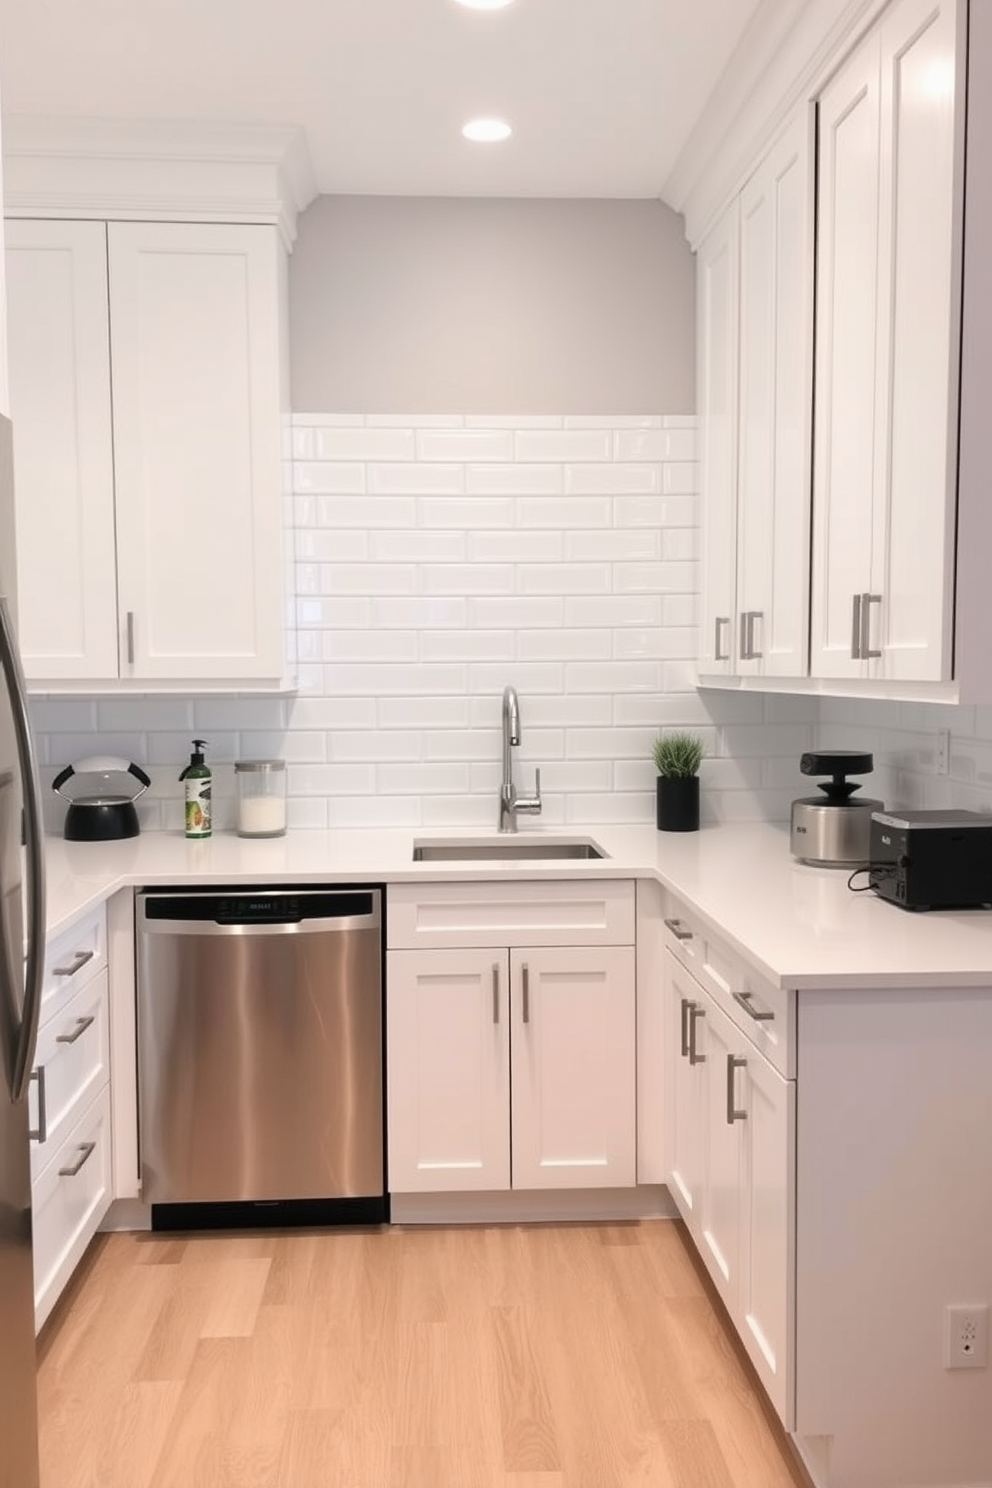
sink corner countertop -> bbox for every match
[39,821,992,991]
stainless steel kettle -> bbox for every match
[52,755,151,841]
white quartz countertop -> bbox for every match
[41,822,992,990]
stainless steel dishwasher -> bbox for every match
[136,886,385,1228]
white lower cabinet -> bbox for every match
[386,881,636,1197]
[663,910,794,1428]
[30,905,114,1331]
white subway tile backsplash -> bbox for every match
[373,597,467,628]
[467,465,563,495]
[370,531,467,563]
[314,428,415,461]
[294,461,366,494]
[565,463,663,495]
[566,531,660,562]
[515,431,612,462]
[469,531,564,564]
[417,430,514,462]
[518,564,612,595]
[368,463,464,495]
[31,412,810,830]
[420,496,514,529]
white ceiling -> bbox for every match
[0,0,763,200]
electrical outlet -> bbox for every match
[945,1304,989,1369]
[937,728,950,776]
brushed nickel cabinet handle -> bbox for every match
[59,1141,96,1179]
[732,990,774,1023]
[53,949,94,978]
[714,616,731,663]
[492,963,500,1025]
[28,1066,47,1144]
[680,996,692,1057]
[851,593,863,660]
[746,610,763,660]
[664,917,693,942]
[56,1014,96,1046]
[126,610,135,665]
[521,962,530,1025]
[726,1054,747,1124]
[688,1004,706,1065]
[862,593,882,659]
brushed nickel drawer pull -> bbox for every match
[732,990,775,1023]
[522,963,530,1025]
[53,949,94,978]
[664,917,693,942]
[851,593,862,660]
[726,1054,747,1124]
[59,1141,96,1179]
[688,1004,706,1065]
[56,1014,96,1045]
[492,963,500,1025]
[28,1066,47,1144]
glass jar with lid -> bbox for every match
[234,760,287,837]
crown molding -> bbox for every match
[665,0,890,246]
[2,117,317,250]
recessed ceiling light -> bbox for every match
[454,1,515,10]
[462,118,513,143]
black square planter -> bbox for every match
[656,776,699,832]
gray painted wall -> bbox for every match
[289,196,695,414]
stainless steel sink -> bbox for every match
[412,835,609,862]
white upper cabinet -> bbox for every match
[698,108,813,679]
[811,0,958,683]
[6,217,290,689]
[5,221,119,680]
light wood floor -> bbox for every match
[37,1219,810,1488]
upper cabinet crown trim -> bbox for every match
[2,116,317,251]
[667,0,891,247]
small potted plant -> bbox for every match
[651,730,704,832]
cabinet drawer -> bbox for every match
[389,879,635,950]
[33,1083,112,1332]
[663,899,793,1077]
[30,970,110,1186]
[40,905,107,1029]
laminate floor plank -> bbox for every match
[37,1218,810,1488]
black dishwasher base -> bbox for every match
[151,1194,389,1233]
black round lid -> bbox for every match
[799,750,874,801]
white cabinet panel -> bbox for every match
[386,948,510,1193]
[698,202,739,675]
[108,222,285,681]
[5,220,119,680]
[663,952,706,1224]
[33,1084,113,1332]
[812,0,958,684]
[510,946,635,1191]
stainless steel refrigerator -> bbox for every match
[0,409,46,1488]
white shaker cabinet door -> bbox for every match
[810,31,881,680]
[386,948,510,1194]
[697,202,740,675]
[510,946,635,1191]
[735,110,813,678]
[663,951,706,1228]
[871,0,958,683]
[5,220,119,680]
[107,222,285,682]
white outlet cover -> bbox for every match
[945,1304,989,1369]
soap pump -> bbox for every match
[179,739,212,839]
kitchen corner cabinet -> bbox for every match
[810,0,958,684]
[386,881,636,1196]
[5,218,289,688]
[662,905,794,1427]
[698,108,813,680]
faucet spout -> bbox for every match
[499,686,541,833]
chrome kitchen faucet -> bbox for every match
[499,685,542,832]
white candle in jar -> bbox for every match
[237,794,286,836]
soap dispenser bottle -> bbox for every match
[179,739,212,839]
